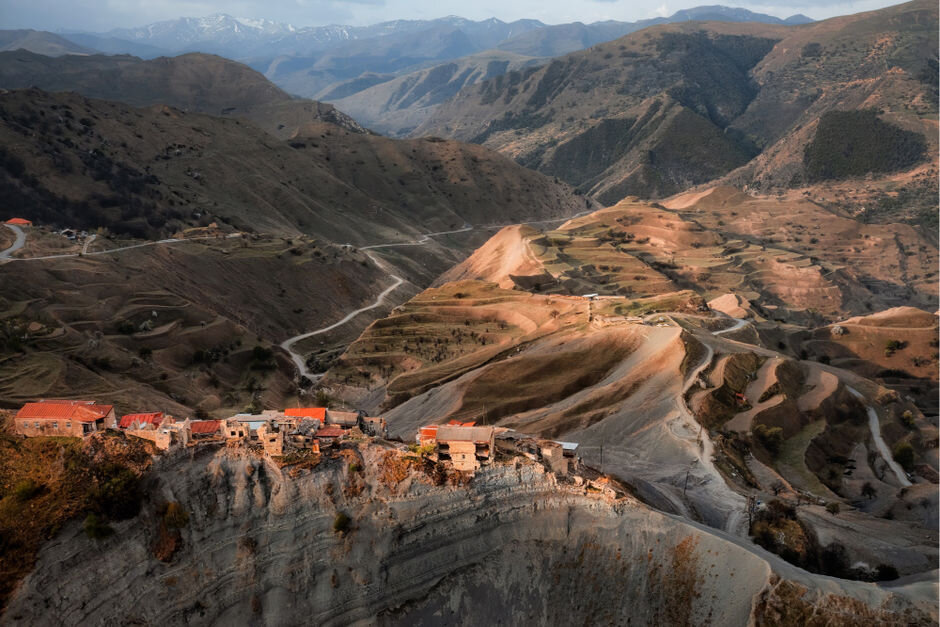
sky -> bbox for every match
[0,0,908,33]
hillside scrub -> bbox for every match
[803,110,927,182]
[0,415,153,607]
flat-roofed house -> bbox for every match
[326,409,360,429]
[15,400,116,437]
[434,424,496,473]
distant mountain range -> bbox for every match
[29,10,790,93]
[418,0,937,203]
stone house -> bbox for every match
[14,400,116,438]
[423,424,496,473]
[118,412,164,430]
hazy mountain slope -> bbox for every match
[328,50,544,136]
[418,0,936,202]
[0,50,365,139]
[0,89,584,243]
[418,21,786,202]
[93,14,547,61]
[0,30,97,56]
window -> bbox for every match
[66,421,72,428]
[34,422,39,429]
[52,422,58,429]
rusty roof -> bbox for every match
[119,412,164,429]
[16,401,112,423]
[315,426,346,438]
[285,407,327,420]
[189,420,221,434]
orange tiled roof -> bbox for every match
[16,401,112,423]
[5,218,32,225]
[315,426,345,438]
[119,412,163,429]
[190,420,221,434]
[285,407,326,420]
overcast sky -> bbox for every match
[1,0,907,33]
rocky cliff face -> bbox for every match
[4,445,934,625]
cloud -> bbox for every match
[655,3,669,17]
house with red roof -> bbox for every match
[15,400,116,438]
[285,407,327,421]
[189,420,221,438]
[314,425,346,446]
[119,412,164,430]
[5,218,32,226]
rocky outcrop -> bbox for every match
[4,445,935,625]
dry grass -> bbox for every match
[0,413,154,608]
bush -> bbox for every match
[333,512,351,534]
[83,513,113,540]
[162,502,189,530]
[892,442,915,472]
[12,479,42,502]
[753,424,784,455]
[88,464,142,521]
[900,410,915,429]
[819,542,849,577]
[875,564,900,581]
[825,502,841,515]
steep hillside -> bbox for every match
[4,443,935,625]
[0,89,584,242]
[0,30,96,56]
[0,235,391,417]
[328,51,544,137]
[321,191,938,574]
[419,1,937,202]
[0,51,365,139]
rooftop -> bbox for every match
[285,407,327,420]
[119,412,164,429]
[16,401,113,423]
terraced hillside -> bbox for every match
[0,235,392,416]
[438,189,936,321]
[322,187,938,578]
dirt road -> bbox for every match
[0,224,26,259]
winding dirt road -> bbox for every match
[281,209,594,382]
[0,224,26,259]
[280,251,403,382]
[848,387,912,487]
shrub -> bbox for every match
[825,502,841,515]
[83,513,113,540]
[875,564,899,581]
[892,442,915,472]
[88,464,142,520]
[819,542,849,577]
[861,482,877,500]
[333,512,351,534]
[12,479,42,502]
[162,502,189,529]
[753,424,784,455]
[900,410,915,429]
